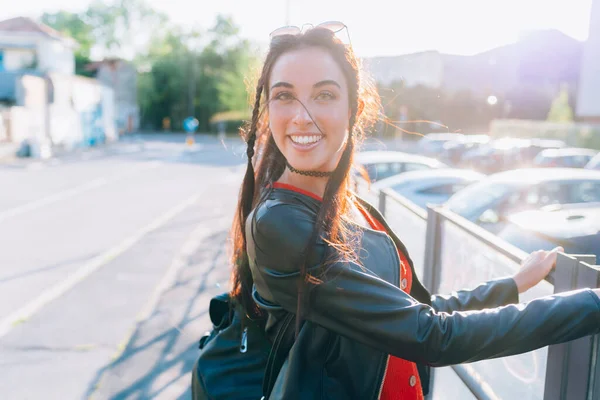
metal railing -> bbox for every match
[360,185,600,400]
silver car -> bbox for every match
[355,151,447,182]
[445,168,600,233]
[586,153,600,170]
[497,202,600,259]
[372,169,484,209]
[533,148,598,168]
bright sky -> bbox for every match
[2,0,594,57]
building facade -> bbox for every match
[86,59,139,133]
[577,0,600,122]
[0,17,76,75]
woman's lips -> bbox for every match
[288,135,324,152]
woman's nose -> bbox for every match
[291,101,314,127]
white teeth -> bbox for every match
[291,135,322,145]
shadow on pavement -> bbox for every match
[0,252,100,284]
[85,230,231,400]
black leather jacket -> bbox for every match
[246,187,600,399]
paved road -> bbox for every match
[0,133,246,399]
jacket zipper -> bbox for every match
[240,327,248,353]
[376,355,390,399]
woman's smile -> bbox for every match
[288,133,325,151]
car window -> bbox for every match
[363,164,378,180]
[571,181,600,203]
[500,190,526,213]
[587,156,600,170]
[526,181,600,204]
[446,181,515,218]
[572,155,593,168]
[526,182,567,206]
[417,184,453,195]
[533,154,550,165]
[365,162,404,181]
[404,163,431,173]
[417,183,471,195]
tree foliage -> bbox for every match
[137,15,258,132]
[547,85,574,123]
[41,2,258,132]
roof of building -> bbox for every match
[84,58,132,72]
[0,17,73,43]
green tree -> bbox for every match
[137,14,259,132]
[547,85,574,123]
[85,0,168,59]
[41,11,94,58]
[41,11,95,76]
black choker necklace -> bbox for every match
[286,160,333,178]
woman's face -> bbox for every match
[268,46,351,173]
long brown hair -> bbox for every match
[230,28,381,325]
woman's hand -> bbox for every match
[513,247,564,293]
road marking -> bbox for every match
[88,212,230,399]
[0,161,162,223]
[0,192,202,339]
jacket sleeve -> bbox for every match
[429,277,519,314]
[247,202,600,367]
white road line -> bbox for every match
[0,192,202,339]
[89,213,229,398]
[0,161,162,223]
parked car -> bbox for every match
[354,151,447,182]
[441,134,490,166]
[497,202,600,260]
[417,133,465,157]
[585,153,600,170]
[372,169,484,209]
[463,138,566,173]
[461,138,530,173]
[533,148,598,168]
[508,139,566,167]
[444,168,600,233]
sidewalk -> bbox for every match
[0,142,17,162]
[88,216,233,400]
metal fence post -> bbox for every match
[422,206,441,293]
[565,257,599,400]
[544,254,599,400]
[423,206,443,400]
[580,261,600,400]
[378,189,387,217]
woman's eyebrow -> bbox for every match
[270,80,341,91]
[313,80,341,89]
[270,82,293,90]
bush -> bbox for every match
[490,119,600,150]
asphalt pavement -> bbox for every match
[0,132,415,399]
[0,133,245,399]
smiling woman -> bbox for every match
[268,47,352,179]
[199,22,600,400]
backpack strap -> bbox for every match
[261,313,302,399]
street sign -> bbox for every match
[183,117,199,133]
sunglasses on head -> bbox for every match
[269,21,351,46]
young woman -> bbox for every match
[230,24,600,399]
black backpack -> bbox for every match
[191,293,296,400]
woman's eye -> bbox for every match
[274,92,293,101]
[316,91,336,100]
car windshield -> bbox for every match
[445,180,517,218]
[587,156,600,170]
